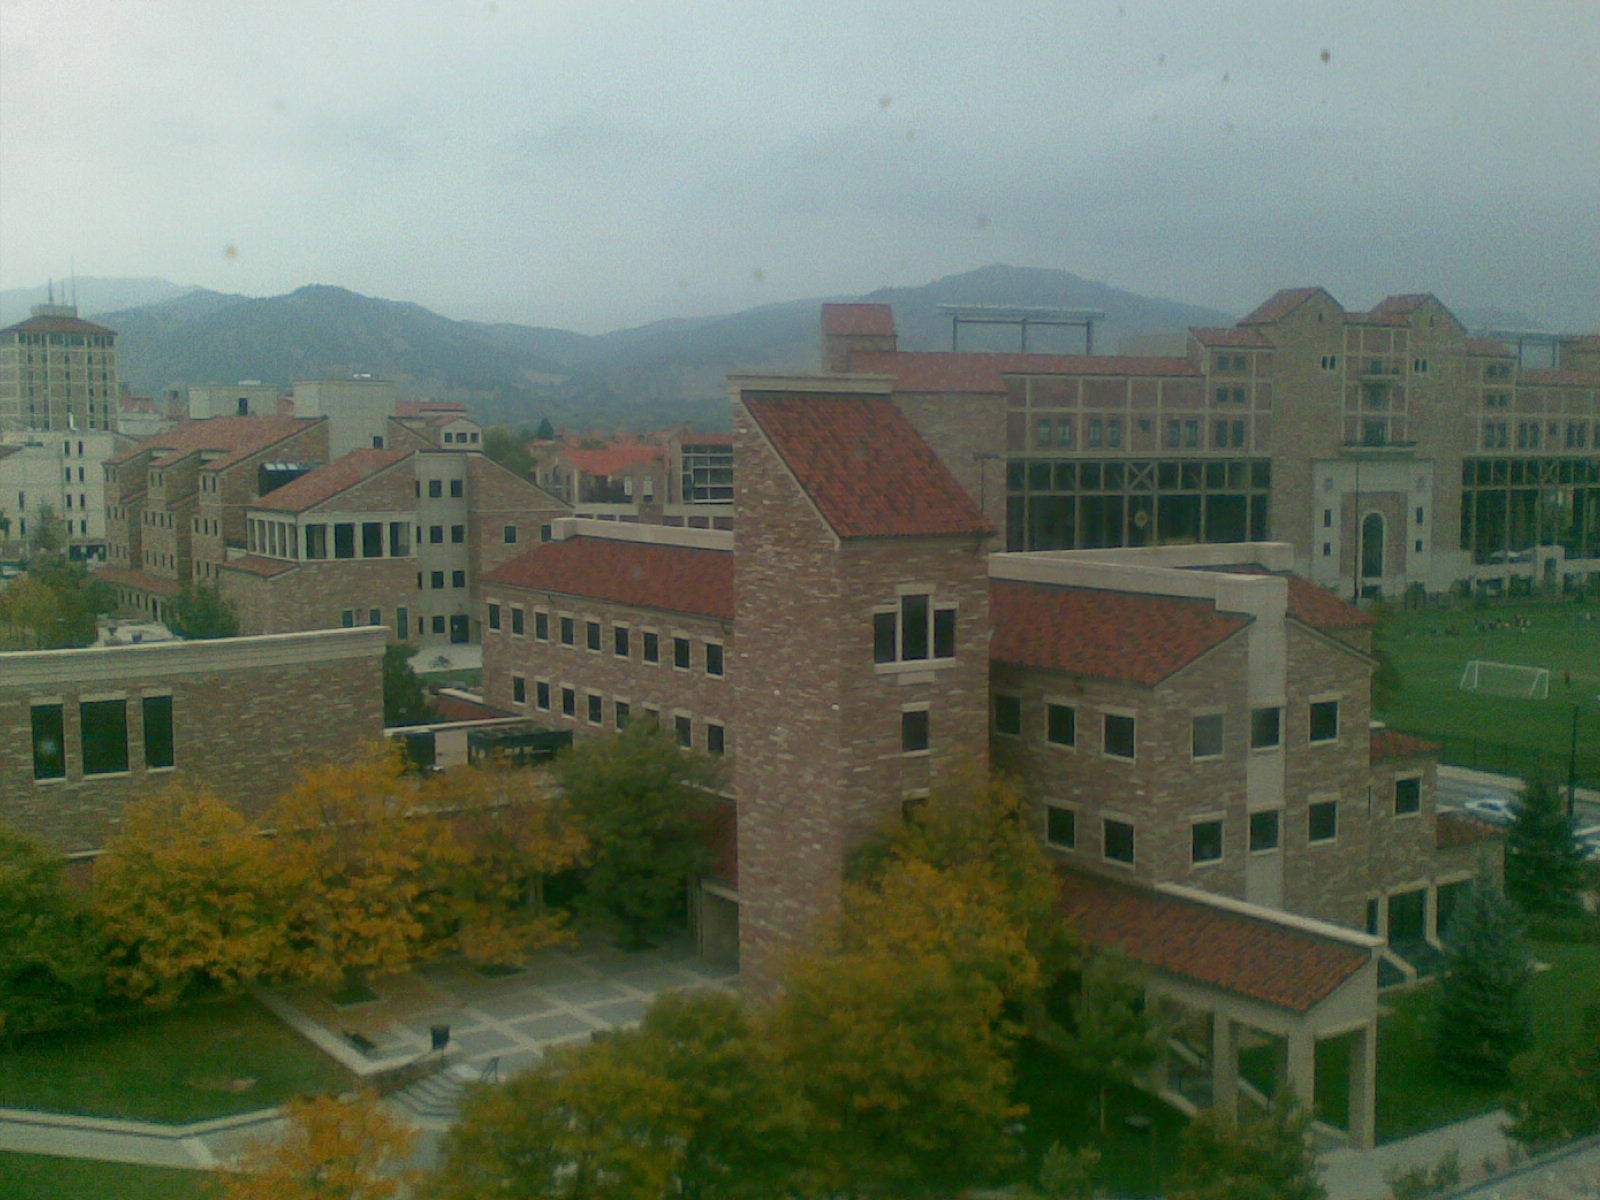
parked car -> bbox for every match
[1463,796,1520,826]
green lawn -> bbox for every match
[1012,1042,1187,1198]
[0,996,350,1123]
[1374,599,1600,786]
[0,1153,214,1200]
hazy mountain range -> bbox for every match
[0,268,1538,432]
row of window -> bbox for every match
[440,430,480,445]
[418,478,465,498]
[486,604,726,676]
[1482,421,1595,451]
[509,676,725,754]
[993,696,1341,759]
[30,695,174,781]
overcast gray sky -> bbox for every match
[2,0,1596,333]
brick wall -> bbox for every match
[0,628,385,852]
[466,456,569,580]
[223,558,419,639]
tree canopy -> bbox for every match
[0,826,104,1040]
[1434,877,1533,1085]
[167,581,240,639]
[382,643,436,727]
[1504,776,1589,915]
[219,1091,415,1200]
[1166,1096,1326,1200]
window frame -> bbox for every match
[1191,817,1224,866]
[1102,817,1135,866]
[993,693,1023,739]
[1308,799,1339,844]
[1191,711,1225,760]
[1045,803,1077,850]
[1102,710,1137,761]
[1308,698,1340,744]
[1394,775,1422,816]
[1248,809,1282,853]
[1045,701,1076,749]
[901,705,930,755]
[1249,705,1282,750]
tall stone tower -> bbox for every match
[0,302,119,432]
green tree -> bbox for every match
[428,1038,690,1200]
[220,1091,416,1200]
[0,559,108,648]
[0,825,105,1041]
[553,721,721,947]
[1434,878,1533,1085]
[1022,1143,1101,1200]
[1166,1095,1326,1200]
[1505,1000,1600,1150]
[483,425,536,478]
[92,784,283,1004]
[382,643,436,727]
[1059,950,1165,1132]
[1504,776,1588,915]
[25,504,66,560]
[167,581,239,639]
[534,417,556,441]
[770,859,1035,1198]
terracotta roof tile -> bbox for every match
[850,350,1199,393]
[1437,811,1504,849]
[254,448,412,512]
[560,442,667,477]
[1057,869,1370,1012]
[1370,729,1439,762]
[1,313,116,336]
[219,555,298,578]
[92,565,183,597]
[484,536,733,620]
[1239,287,1329,325]
[989,580,1249,685]
[1214,565,1376,630]
[1368,294,1433,318]
[822,303,896,337]
[107,416,318,467]
[1191,326,1272,348]
[428,691,512,722]
[743,391,991,539]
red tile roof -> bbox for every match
[989,580,1249,685]
[254,448,412,512]
[1370,729,1439,762]
[850,351,1199,393]
[428,691,512,722]
[1212,565,1376,630]
[1056,870,1370,1012]
[1239,287,1330,325]
[107,416,318,467]
[742,391,991,539]
[396,400,468,416]
[92,565,183,597]
[560,442,667,477]
[219,555,298,578]
[1,312,116,336]
[1367,294,1434,319]
[483,536,733,620]
[822,302,896,337]
[1437,811,1504,849]
[678,435,733,450]
[1191,326,1272,348]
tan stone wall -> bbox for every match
[223,558,419,639]
[0,629,385,852]
[466,456,569,579]
[891,389,1009,536]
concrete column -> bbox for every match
[1285,1028,1317,1112]
[1349,1021,1378,1149]
[1212,1014,1238,1119]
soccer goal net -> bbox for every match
[1458,659,1551,699]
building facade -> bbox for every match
[0,303,120,434]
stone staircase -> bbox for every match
[391,1060,483,1124]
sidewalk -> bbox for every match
[1320,1110,1515,1200]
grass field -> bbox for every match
[0,1153,213,1200]
[1374,599,1600,787]
[0,996,349,1123]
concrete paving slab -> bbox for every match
[510,1012,597,1042]
[585,998,652,1027]
[543,979,626,1005]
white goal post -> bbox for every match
[1458,659,1552,699]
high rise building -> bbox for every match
[0,302,120,433]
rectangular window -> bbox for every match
[1103,818,1134,864]
[993,694,1022,737]
[512,676,527,704]
[1309,699,1340,743]
[429,525,444,544]
[431,615,445,634]
[587,693,603,724]
[614,626,631,657]
[488,603,501,631]
[873,612,896,662]
[561,686,575,717]
[1103,712,1136,760]
[80,698,129,776]
[706,722,724,755]
[305,524,327,558]
[1309,801,1338,843]
[428,479,442,498]
[615,700,630,728]
[452,570,466,589]
[1046,703,1076,747]
[1192,713,1224,759]
[705,642,724,677]
[673,636,691,669]
[341,609,355,628]
[933,608,956,659]
[876,596,956,664]
[1249,809,1281,852]
[450,479,463,498]
[369,608,381,626]
[675,714,692,747]
[396,606,409,639]
[504,524,518,544]
[901,708,930,753]
[390,522,408,556]
[1191,819,1223,864]
[1046,805,1076,849]
[333,523,355,558]
[430,570,445,589]
[536,680,551,710]
[586,620,602,651]
[1250,706,1281,749]
[643,631,660,663]
[31,703,66,779]
[362,522,383,557]
[900,594,929,660]
[450,524,465,544]
[508,607,524,636]
[534,610,547,640]
[1394,776,1421,815]
[560,616,575,645]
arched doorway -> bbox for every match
[1361,512,1385,580]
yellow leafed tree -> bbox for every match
[217,1091,415,1200]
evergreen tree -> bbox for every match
[167,582,239,639]
[381,643,435,727]
[1434,878,1533,1085]
[534,417,556,440]
[1504,776,1588,915]
[1505,1001,1600,1150]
